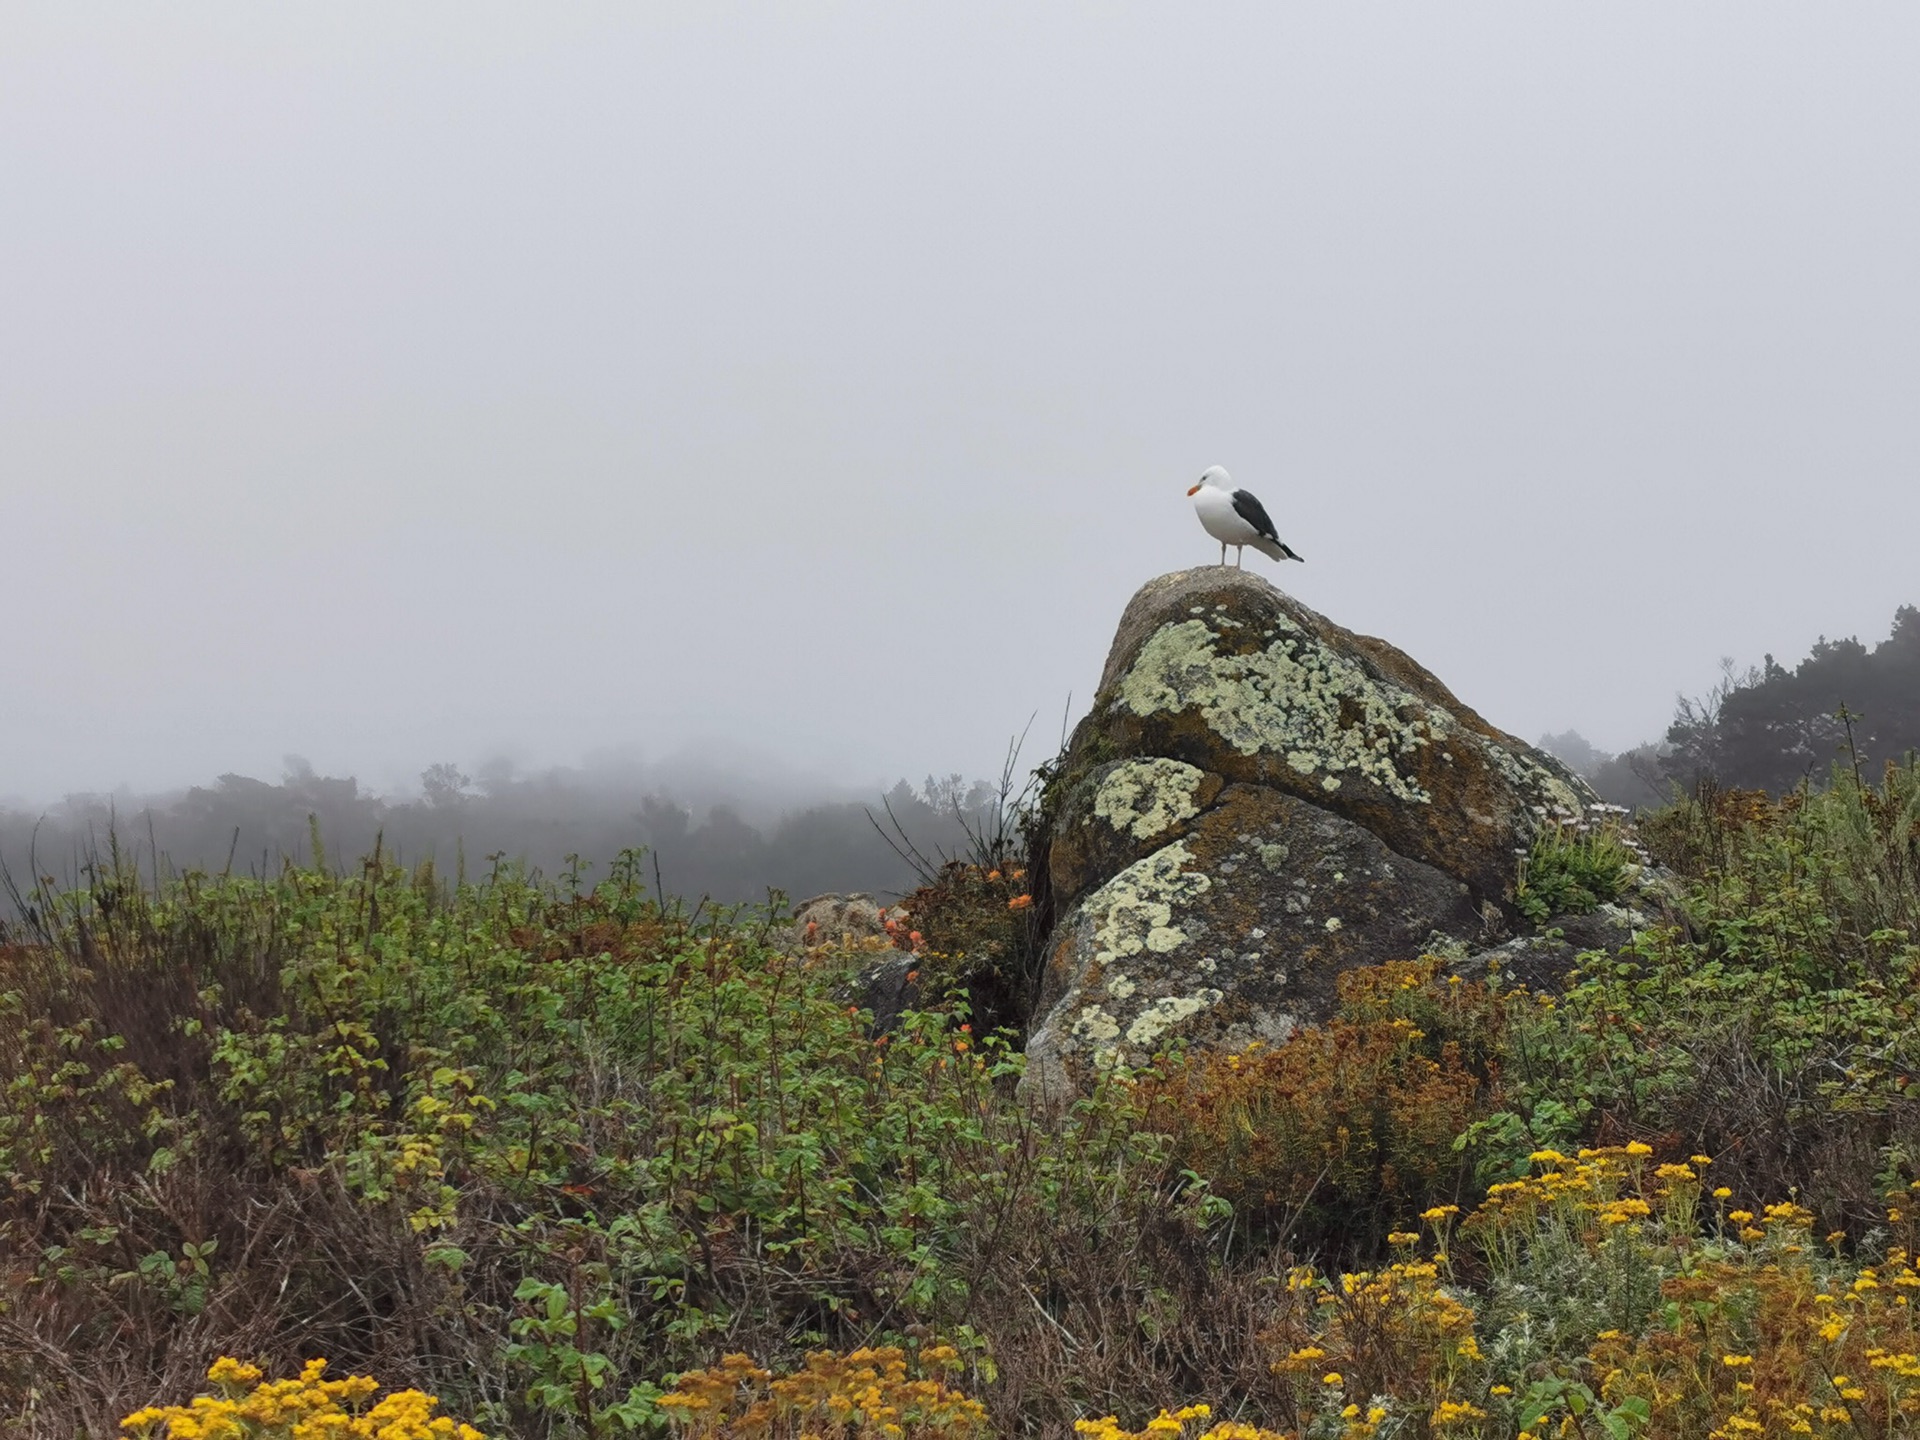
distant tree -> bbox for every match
[1662,606,1920,793]
[1538,730,1604,776]
[474,756,518,796]
[635,795,692,849]
[1586,745,1672,811]
[420,763,473,810]
[1538,730,1672,812]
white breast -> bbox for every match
[1193,484,1260,544]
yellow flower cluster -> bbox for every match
[1074,1406,1290,1440]
[658,1346,986,1439]
[121,1359,483,1440]
[1574,1194,1920,1437]
[1250,1150,1920,1440]
[1266,1248,1482,1438]
[654,1163,1920,1440]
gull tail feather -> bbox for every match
[1252,536,1304,563]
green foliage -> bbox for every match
[1514,820,1635,923]
[10,755,1920,1438]
[1502,761,1920,1217]
[0,847,1227,1437]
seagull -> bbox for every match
[1188,465,1303,568]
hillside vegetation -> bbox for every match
[4,759,1920,1438]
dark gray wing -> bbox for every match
[1230,489,1279,541]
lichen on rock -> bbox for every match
[1117,617,1443,804]
[1084,839,1211,967]
[1091,758,1209,840]
[1483,738,1592,818]
[1020,566,1634,1106]
[1124,989,1223,1047]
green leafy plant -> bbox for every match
[1515,819,1636,922]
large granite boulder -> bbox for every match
[1023,567,1608,1102]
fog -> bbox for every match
[6,5,1918,813]
[0,752,1016,909]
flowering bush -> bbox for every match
[1499,761,1920,1222]
[1140,958,1498,1250]
[1074,1404,1288,1440]
[121,1358,483,1440]
[1251,1145,1920,1438]
[891,859,1041,1034]
[657,1345,987,1439]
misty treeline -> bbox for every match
[0,758,1005,913]
[1546,603,1920,805]
[10,606,1913,912]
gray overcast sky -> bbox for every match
[5,4,1918,804]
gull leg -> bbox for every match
[1235,546,1245,568]
[1219,540,1227,566]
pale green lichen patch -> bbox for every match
[1125,989,1224,1047]
[1044,840,1226,1063]
[1117,618,1444,803]
[1092,758,1208,841]
[1070,1005,1121,1044]
[1085,840,1212,968]
[1483,741,1591,820]
[1236,1007,1299,1047]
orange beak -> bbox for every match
[1186,483,1202,496]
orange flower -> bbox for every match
[1008,894,1033,911]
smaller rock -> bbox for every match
[852,952,922,1036]
[784,892,906,952]
[1448,871,1683,994]
[787,893,924,1035]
